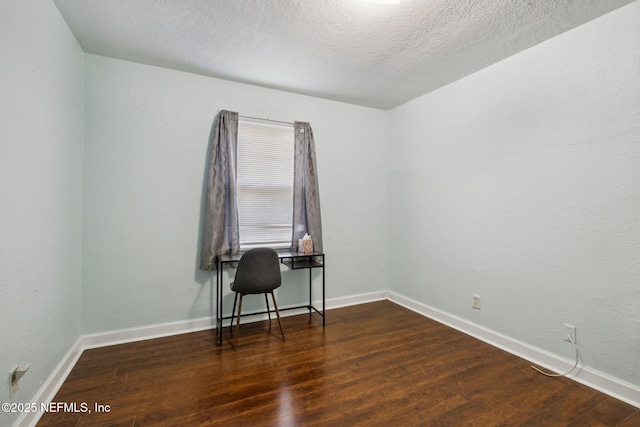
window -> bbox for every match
[236,117,294,250]
[199,110,322,269]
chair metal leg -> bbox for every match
[230,292,238,338]
[270,291,285,342]
[264,294,271,324]
[234,294,244,350]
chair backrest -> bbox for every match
[232,248,281,295]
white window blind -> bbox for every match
[236,117,294,250]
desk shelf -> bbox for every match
[282,258,323,270]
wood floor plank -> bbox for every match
[573,398,639,426]
[617,409,640,426]
[463,403,534,426]
[37,301,638,426]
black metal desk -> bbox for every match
[215,251,325,346]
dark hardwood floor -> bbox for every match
[37,300,639,426]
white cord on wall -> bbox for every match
[531,331,579,377]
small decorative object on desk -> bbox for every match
[298,233,313,254]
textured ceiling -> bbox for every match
[54,0,635,110]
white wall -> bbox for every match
[388,1,640,387]
[0,1,84,425]
[82,55,389,333]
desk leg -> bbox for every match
[322,255,325,327]
[217,262,223,346]
[308,268,312,317]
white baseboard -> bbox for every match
[387,291,640,409]
[80,290,387,350]
[323,290,388,310]
[81,317,218,350]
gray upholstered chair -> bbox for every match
[230,248,285,348]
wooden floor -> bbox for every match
[38,301,639,426]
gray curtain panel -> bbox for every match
[200,110,240,270]
[292,121,323,253]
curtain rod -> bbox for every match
[238,112,294,127]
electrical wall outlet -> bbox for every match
[10,366,20,396]
[472,294,481,310]
[563,324,576,344]
[9,363,30,396]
